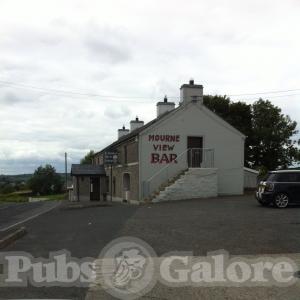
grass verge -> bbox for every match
[0,192,67,203]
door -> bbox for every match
[90,177,100,201]
[123,173,131,201]
[187,136,203,168]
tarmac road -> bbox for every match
[0,201,61,232]
[0,195,300,299]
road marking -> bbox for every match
[0,201,61,232]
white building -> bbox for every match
[94,80,246,203]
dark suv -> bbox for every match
[256,170,300,208]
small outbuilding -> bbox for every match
[70,164,107,202]
[244,167,259,189]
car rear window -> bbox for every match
[266,172,300,182]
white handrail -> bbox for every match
[146,148,213,183]
[146,148,189,183]
[143,148,214,198]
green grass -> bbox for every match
[0,191,67,203]
[0,191,30,203]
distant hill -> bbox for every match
[0,173,71,184]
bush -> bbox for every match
[28,164,63,196]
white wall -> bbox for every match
[244,169,259,188]
[139,102,245,198]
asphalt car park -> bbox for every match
[1,194,300,299]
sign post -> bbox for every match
[104,151,118,202]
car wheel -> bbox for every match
[274,193,289,208]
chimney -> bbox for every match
[180,79,203,105]
[118,125,129,139]
[130,117,144,131]
[156,95,175,117]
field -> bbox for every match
[0,191,67,203]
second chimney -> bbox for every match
[130,117,144,132]
[118,125,130,139]
[156,96,175,117]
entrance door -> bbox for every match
[90,177,100,201]
[123,173,131,201]
[187,136,203,168]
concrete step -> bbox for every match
[151,168,218,203]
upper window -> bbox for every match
[295,173,300,182]
[124,145,128,164]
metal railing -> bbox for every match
[143,148,214,199]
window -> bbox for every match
[270,173,300,182]
[123,173,130,191]
[265,173,277,182]
[124,145,128,164]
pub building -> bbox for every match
[83,80,246,204]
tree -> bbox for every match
[80,150,95,164]
[28,164,63,195]
[203,95,300,171]
[204,95,254,167]
[250,99,299,170]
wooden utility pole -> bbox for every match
[110,164,113,201]
[65,152,68,190]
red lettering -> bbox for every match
[149,135,180,142]
[160,153,170,164]
[150,153,178,164]
[151,153,160,163]
[170,154,178,163]
[149,135,154,141]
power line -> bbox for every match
[228,89,300,97]
[0,78,300,102]
[235,93,300,101]
[0,80,168,102]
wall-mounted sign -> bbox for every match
[149,134,180,164]
[104,151,118,165]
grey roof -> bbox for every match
[94,108,179,155]
[94,100,245,156]
[71,164,106,176]
[156,101,175,105]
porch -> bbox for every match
[70,164,108,202]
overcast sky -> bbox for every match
[0,0,300,174]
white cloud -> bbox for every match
[0,0,299,173]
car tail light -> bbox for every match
[265,182,274,192]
